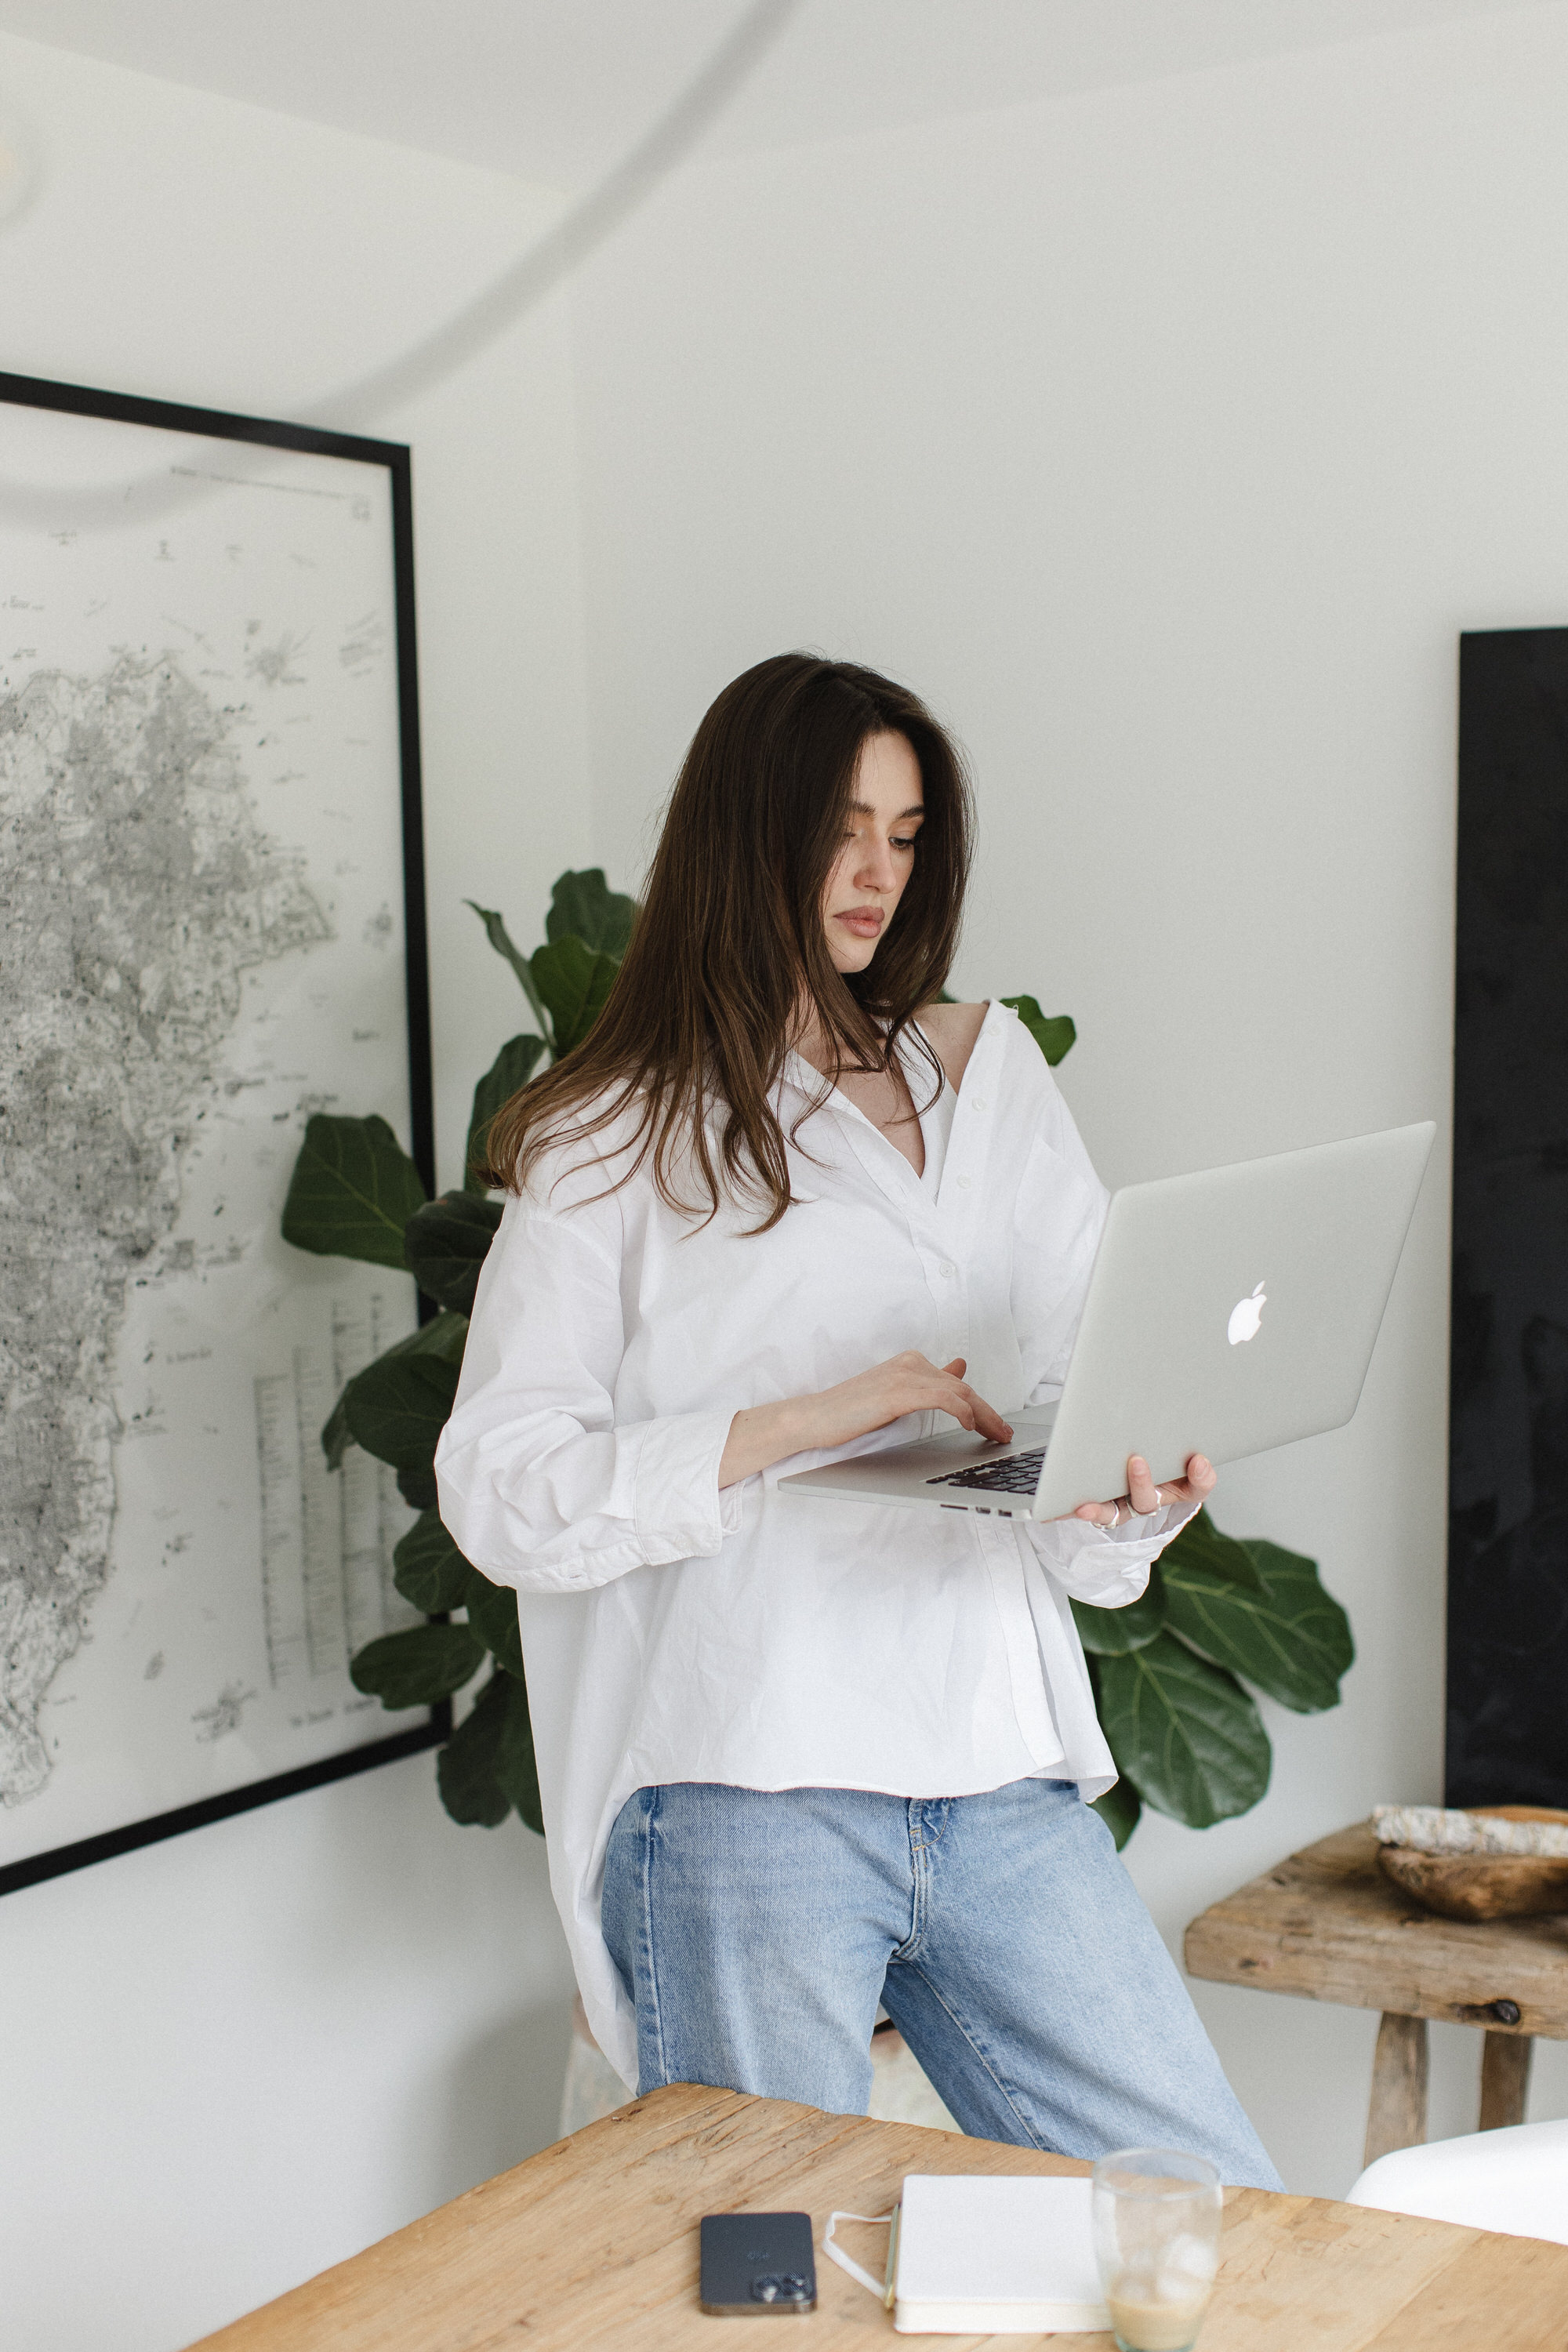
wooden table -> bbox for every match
[1185,1821,1568,2167]
[188,2082,1568,2350]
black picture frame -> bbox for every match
[0,371,446,1898]
[1448,626,1568,1813]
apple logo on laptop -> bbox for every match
[1228,1282,1268,1346]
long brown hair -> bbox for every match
[479,652,973,1228]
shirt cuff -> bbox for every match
[632,1407,745,1561]
[1025,1487,1200,1604]
[1109,1486,1202,1545]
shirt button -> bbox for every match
[973,1094,988,1111]
[940,1261,956,1279]
[957,1173,973,1190]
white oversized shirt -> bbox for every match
[435,1001,1197,2085]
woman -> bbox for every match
[436,654,1279,2186]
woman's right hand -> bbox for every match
[719,1353,1013,1489]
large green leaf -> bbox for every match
[383,1309,470,1364]
[495,1671,544,1834]
[281,1113,426,1269]
[392,1510,474,1613]
[321,1388,354,1475]
[463,1033,546,1194]
[1091,1780,1142,1849]
[434,1671,543,1832]
[1163,1537,1352,1714]
[405,1192,503,1313]
[466,899,553,1039]
[336,1312,467,1507]
[350,1621,485,1709]
[464,1567,524,1679]
[1002,994,1076,1068]
[1092,1635,1271,1828]
[530,935,619,1058]
[354,1357,458,1508]
[436,1674,514,1827]
[1160,1506,1265,1593]
[546,867,636,959]
[1073,1578,1168,1656]
[324,1311,468,1468]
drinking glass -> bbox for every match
[1091,2148,1223,2352]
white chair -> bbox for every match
[1348,2117,1568,2246]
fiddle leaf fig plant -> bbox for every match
[1075,1518,1352,1844]
[280,870,1352,1843]
[279,866,637,1834]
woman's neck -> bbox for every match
[789,1002,925,1174]
[789,996,884,1083]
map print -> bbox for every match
[0,397,427,1877]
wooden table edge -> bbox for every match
[181,2085,1568,2352]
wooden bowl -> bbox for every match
[1377,1806,1568,1922]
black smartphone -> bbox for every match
[699,2211,818,2315]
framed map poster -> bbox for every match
[0,371,441,1895]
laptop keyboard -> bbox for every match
[927,1445,1047,1495]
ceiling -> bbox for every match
[0,0,1548,190]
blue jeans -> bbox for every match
[602,1777,1281,2188]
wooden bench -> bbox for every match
[1185,1820,1568,2165]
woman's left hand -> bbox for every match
[1069,1453,1216,1532]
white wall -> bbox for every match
[567,1,1568,2195]
[0,36,586,2350]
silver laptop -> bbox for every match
[780,1121,1436,1522]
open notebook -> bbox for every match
[825,2173,1109,2334]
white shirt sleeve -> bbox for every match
[1022,1491,1202,1607]
[434,1187,744,1596]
